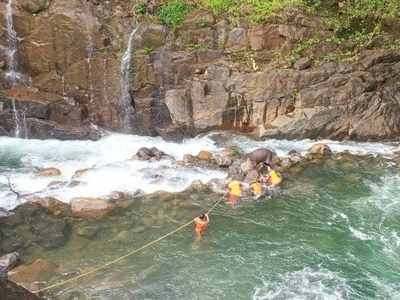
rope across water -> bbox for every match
[34,197,224,294]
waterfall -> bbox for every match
[119,25,139,132]
[4,0,18,85]
[103,58,108,103]
[83,1,95,103]
[3,0,29,138]
[11,99,27,138]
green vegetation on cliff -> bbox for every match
[138,0,400,64]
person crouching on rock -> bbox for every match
[226,180,243,207]
[194,214,210,240]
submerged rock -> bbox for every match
[0,279,40,300]
[70,197,115,220]
[0,203,70,255]
[8,259,58,291]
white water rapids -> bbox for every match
[0,133,398,210]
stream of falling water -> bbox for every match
[82,0,96,104]
[119,25,140,132]
[3,0,28,138]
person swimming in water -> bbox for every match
[194,214,210,240]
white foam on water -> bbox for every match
[253,267,352,300]
[349,226,373,241]
[362,175,400,213]
[230,135,399,157]
[0,134,225,209]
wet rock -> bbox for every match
[70,197,115,220]
[227,159,247,180]
[183,154,196,164]
[29,197,71,217]
[47,181,67,190]
[308,144,332,157]
[197,150,213,161]
[133,147,173,161]
[0,252,20,275]
[187,180,208,192]
[72,168,91,179]
[214,153,233,168]
[68,180,82,188]
[8,259,57,291]
[0,279,40,300]
[37,167,61,177]
[105,191,134,209]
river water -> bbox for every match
[0,133,399,299]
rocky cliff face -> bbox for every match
[0,0,399,141]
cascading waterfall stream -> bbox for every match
[84,2,95,104]
[4,0,18,85]
[3,0,28,138]
[119,25,139,132]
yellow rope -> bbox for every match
[34,198,224,294]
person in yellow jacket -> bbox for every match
[227,180,242,206]
[250,181,264,199]
[260,165,283,188]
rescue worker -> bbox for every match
[262,164,283,188]
[194,213,210,240]
[250,180,264,200]
[227,180,242,207]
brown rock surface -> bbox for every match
[8,259,57,291]
[70,197,115,219]
[37,168,61,177]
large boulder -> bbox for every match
[70,197,115,219]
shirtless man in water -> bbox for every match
[194,214,210,240]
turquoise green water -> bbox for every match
[30,158,400,300]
